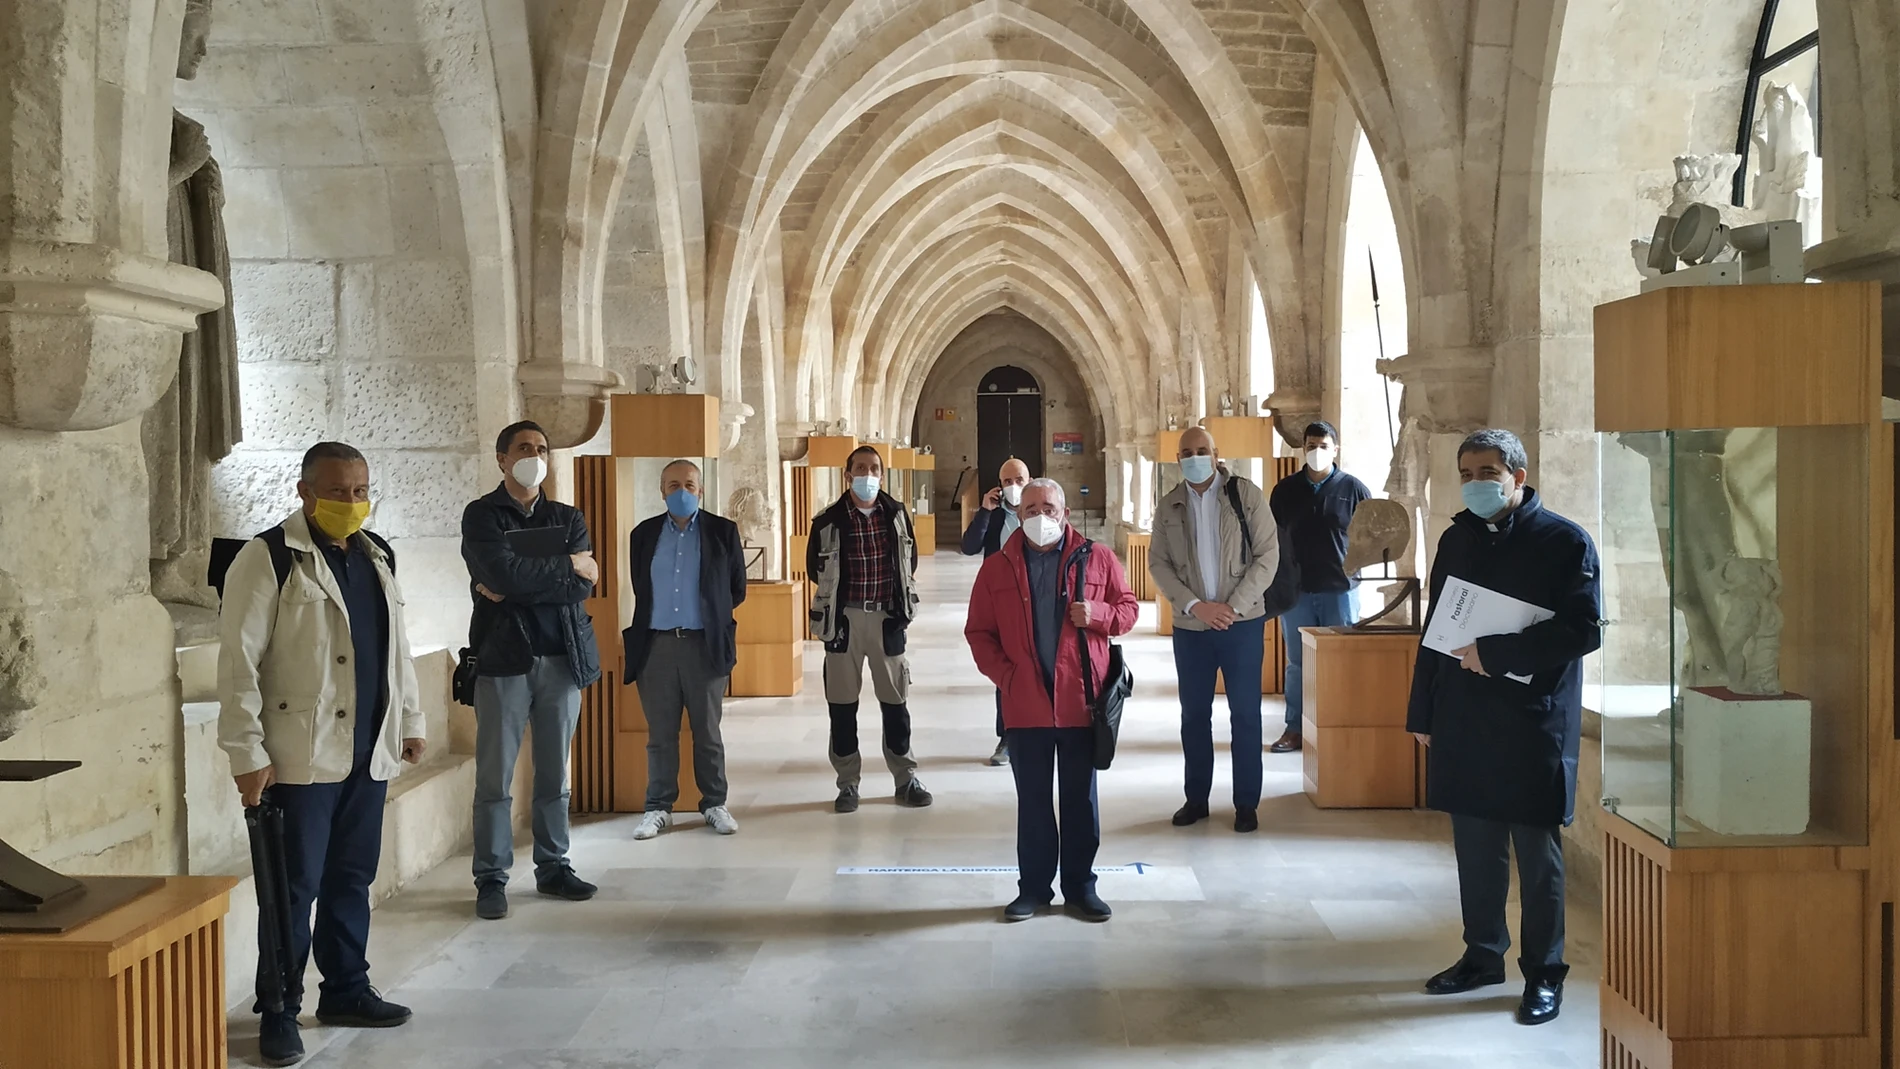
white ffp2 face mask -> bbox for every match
[511,456,549,490]
[1002,484,1023,507]
[1023,515,1064,547]
[1305,447,1335,474]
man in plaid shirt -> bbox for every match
[805,445,931,812]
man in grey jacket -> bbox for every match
[1147,426,1280,833]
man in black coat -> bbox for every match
[622,459,749,842]
[1406,428,1602,1027]
[461,421,604,922]
[961,456,1031,765]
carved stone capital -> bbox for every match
[720,401,754,452]
[518,362,623,449]
[0,241,224,432]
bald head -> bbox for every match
[1177,426,1216,460]
[998,458,1030,488]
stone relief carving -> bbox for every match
[1715,557,1783,696]
[142,0,242,611]
[1751,82,1823,247]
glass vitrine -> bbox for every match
[1596,424,1872,847]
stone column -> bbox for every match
[0,0,227,874]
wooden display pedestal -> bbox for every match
[0,876,238,1069]
[913,514,936,556]
[1300,628,1419,808]
[574,677,703,814]
[732,580,804,697]
[1600,813,1874,1068]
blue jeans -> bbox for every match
[472,655,582,887]
[261,754,387,1014]
[1173,615,1268,811]
[1007,727,1099,902]
[1280,590,1359,732]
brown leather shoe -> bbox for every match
[1268,730,1302,754]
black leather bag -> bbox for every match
[1069,541,1133,770]
[452,648,478,706]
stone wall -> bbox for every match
[184,0,521,652]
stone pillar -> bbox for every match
[0,0,227,874]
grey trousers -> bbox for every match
[1451,814,1569,983]
[633,630,729,812]
[823,606,918,788]
[472,655,581,888]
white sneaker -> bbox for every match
[702,806,739,835]
[631,810,671,840]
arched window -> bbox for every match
[1732,0,1821,207]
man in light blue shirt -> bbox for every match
[623,460,749,841]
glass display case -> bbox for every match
[1596,424,1873,848]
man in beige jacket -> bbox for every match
[1148,426,1280,832]
[219,442,427,1065]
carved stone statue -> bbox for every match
[1618,430,1738,688]
[1752,82,1823,247]
[727,485,771,580]
[143,0,241,610]
[1715,557,1783,696]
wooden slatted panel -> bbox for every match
[1603,1032,1652,1069]
[1606,831,1666,1031]
[572,670,619,814]
[1125,534,1152,601]
[112,911,226,1068]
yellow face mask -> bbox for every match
[310,498,372,540]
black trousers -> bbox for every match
[1008,727,1099,902]
[1451,814,1568,983]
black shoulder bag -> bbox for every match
[1069,540,1134,770]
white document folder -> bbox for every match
[1422,576,1554,684]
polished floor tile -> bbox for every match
[234,553,1601,1067]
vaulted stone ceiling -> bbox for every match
[537,0,1326,449]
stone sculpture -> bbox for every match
[1617,430,1738,689]
[727,486,771,580]
[1752,82,1823,247]
[1715,557,1783,696]
[143,0,242,611]
[1342,499,1411,575]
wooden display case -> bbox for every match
[0,877,237,1069]
[1592,282,1893,1068]
[610,393,721,457]
[1299,628,1419,808]
[731,580,804,697]
[806,435,858,468]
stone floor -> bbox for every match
[230,551,1602,1068]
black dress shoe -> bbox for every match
[1517,980,1563,1025]
[1171,803,1209,826]
[835,786,860,813]
[1234,809,1259,833]
[258,1011,304,1066]
[1269,730,1302,753]
[475,882,508,920]
[1063,891,1112,922]
[1002,894,1048,922]
[1424,955,1507,995]
[537,868,598,901]
[315,987,412,1028]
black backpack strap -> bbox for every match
[361,530,396,574]
[1224,477,1254,566]
[256,526,296,591]
[1067,540,1097,709]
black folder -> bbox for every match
[506,526,570,557]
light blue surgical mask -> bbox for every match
[665,488,699,518]
[1179,455,1216,485]
[1461,478,1512,519]
[851,475,881,501]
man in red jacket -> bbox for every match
[966,478,1139,923]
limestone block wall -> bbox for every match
[180,0,522,652]
[601,134,678,390]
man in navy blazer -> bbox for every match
[622,459,749,840]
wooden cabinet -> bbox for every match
[731,581,804,697]
[1299,628,1419,808]
[913,513,936,556]
[0,877,237,1069]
